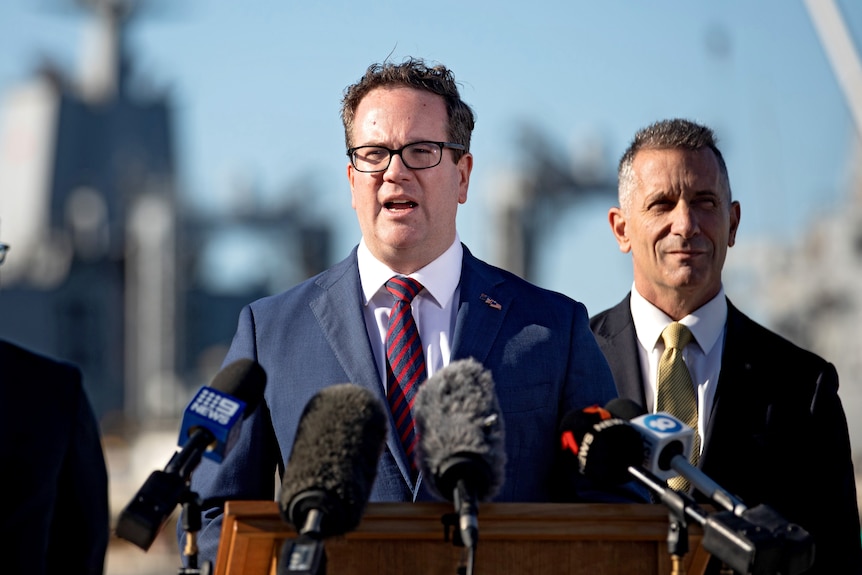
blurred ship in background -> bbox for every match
[0,1,332,569]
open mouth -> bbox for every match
[385,201,418,210]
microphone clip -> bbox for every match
[441,512,465,547]
[280,508,328,575]
[278,533,327,575]
[440,511,476,575]
[177,494,214,575]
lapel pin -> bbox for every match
[479,293,502,311]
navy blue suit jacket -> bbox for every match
[591,295,862,574]
[184,245,635,564]
[0,340,109,575]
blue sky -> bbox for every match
[0,0,860,316]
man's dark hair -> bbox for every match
[340,57,475,162]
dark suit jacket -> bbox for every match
[591,294,862,574]
[0,340,109,575]
[184,245,632,565]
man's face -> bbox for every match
[609,147,740,317]
[347,87,472,274]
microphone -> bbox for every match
[278,383,387,575]
[567,400,815,575]
[558,405,644,487]
[116,358,267,551]
[604,398,747,514]
[413,357,506,553]
[175,360,266,464]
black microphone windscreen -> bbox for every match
[558,406,643,486]
[559,405,611,438]
[414,357,506,502]
[279,384,387,537]
[211,359,267,417]
[604,397,647,421]
[577,419,644,485]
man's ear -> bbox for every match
[348,163,357,210]
[728,200,740,247]
[609,207,631,254]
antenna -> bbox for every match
[803,0,862,140]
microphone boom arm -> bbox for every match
[626,465,811,575]
[668,455,747,516]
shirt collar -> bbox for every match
[630,284,727,354]
[357,235,463,308]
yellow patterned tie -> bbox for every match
[657,322,701,492]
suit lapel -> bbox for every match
[593,296,648,409]
[450,248,509,363]
[308,252,416,485]
[701,300,757,466]
[309,252,381,392]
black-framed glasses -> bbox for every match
[0,243,8,266]
[347,141,466,173]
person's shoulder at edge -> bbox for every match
[0,338,84,399]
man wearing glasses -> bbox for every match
[0,241,110,575]
[183,57,638,566]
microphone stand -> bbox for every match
[626,466,781,575]
[441,512,474,575]
[177,489,213,575]
[668,458,815,574]
[454,479,478,575]
[166,430,213,574]
[627,467,698,574]
[277,509,327,575]
[435,456,487,575]
[666,512,688,575]
[669,456,748,516]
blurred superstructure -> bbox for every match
[491,122,616,280]
[766,4,862,420]
[726,0,862,452]
[0,0,333,430]
[0,0,178,422]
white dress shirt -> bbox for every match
[357,236,462,392]
[629,284,728,454]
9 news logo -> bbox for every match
[643,413,683,434]
[190,389,241,426]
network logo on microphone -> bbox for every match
[642,414,683,434]
[630,412,694,481]
[179,387,247,463]
[190,388,243,425]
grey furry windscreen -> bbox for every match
[414,357,506,501]
[279,383,387,536]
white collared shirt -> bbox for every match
[629,284,728,454]
[357,236,463,392]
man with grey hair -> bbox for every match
[590,118,861,573]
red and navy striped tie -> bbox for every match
[385,276,426,476]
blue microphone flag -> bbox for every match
[178,386,246,463]
[629,412,694,481]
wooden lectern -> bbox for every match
[214,501,711,575]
